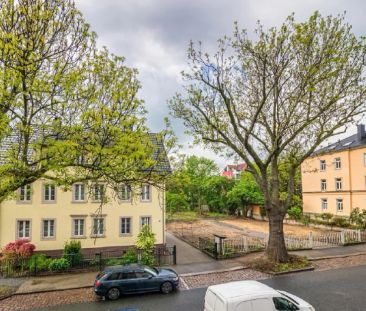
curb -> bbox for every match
[308,252,366,261]
[180,266,247,277]
[14,285,93,296]
[268,266,315,276]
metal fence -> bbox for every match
[0,245,176,278]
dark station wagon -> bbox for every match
[94,264,179,300]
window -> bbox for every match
[335,178,342,191]
[120,217,131,235]
[320,160,326,171]
[141,185,150,201]
[336,199,343,212]
[273,297,299,310]
[119,184,132,201]
[73,219,85,237]
[120,272,136,280]
[335,157,341,169]
[42,220,55,238]
[135,271,152,278]
[93,184,105,201]
[19,185,31,202]
[320,179,327,191]
[43,184,55,202]
[17,220,31,239]
[365,176,366,189]
[364,153,366,166]
[321,199,328,211]
[92,218,104,236]
[73,184,85,201]
[141,216,151,228]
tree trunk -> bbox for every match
[266,210,289,262]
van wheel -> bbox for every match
[161,281,173,294]
[106,287,120,300]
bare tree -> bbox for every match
[170,12,366,262]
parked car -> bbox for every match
[94,264,179,300]
[204,281,315,311]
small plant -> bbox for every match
[1,240,35,260]
[29,254,52,272]
[121,249,138,265]
[320,213,334,223]
[63,241,84,266]
[301,215,311,226]
[48,258,70,271]
[105,258,124,266]
[349,208,366,229]
[287,206,302,221]
[332,217,350,228]
[136,225,156,266]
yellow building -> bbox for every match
[0,136,170,255]
[301,125,366,217]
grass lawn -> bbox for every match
[0,285,16,299]
[166,211,230,222]
[249,255,311,273]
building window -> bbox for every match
[364,176,366,189]
[335,157,341,169]
[73,219,85,237]
[19,185,31,202]
[364,153,366,166]
[92,218,104,237]
[141,185,151,201]
[321,199,328,211]
[141,216,151,229]
[336,199,343,212]
[43,184,55,202]
[120,217,131,235]
[92,184,105,201]
[42,219,55,239]
[320,160,326,171]
[17,220,31,239]
[119,184,132,201]
[335,178,342,191]
[73,184,85,201]
[320,179,327,191]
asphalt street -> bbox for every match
[37,265,366,311]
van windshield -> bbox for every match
[278,292,299,305]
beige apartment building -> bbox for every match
[0,135,170,255]
[301,125,366,217]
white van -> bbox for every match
[204,281,315,311]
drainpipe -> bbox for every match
[348,149,353,212]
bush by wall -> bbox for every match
[48,258,70,271]
[63,241,84,266]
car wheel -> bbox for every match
[160,281,173,294]
[106,287,121,300]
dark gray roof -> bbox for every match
[148,133,172,175]
[314,133,366,156]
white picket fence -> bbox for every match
[222,229,363,255]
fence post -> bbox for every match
[96,252,102,271]
[309,232,313,249]
[244,236,248,252]
[341,231,345,245]
[214,242,218,260]
[358,230,361,242]
[34,255,37,276]
[173,245,177,265]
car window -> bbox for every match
[273,297,299,311]
[120,272,136,280]
[107,272,121,281]
[144,267,158,276]
[135,271,152,278]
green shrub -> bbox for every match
[349,208,366,229]
[332,217,350,228]
[105,258,124,266]
[28,254,52,272]
[320,213,334,222]
[63,241,83,266]
[287,206,302,221]
[301,215,310,226]
[48,258,70,271]
[121,249,138,265]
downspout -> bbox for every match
[348,149,353,212]
[162,183,166,245]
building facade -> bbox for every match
[0,181,166,254]
[221,163,247,180]
[301,125,366,217]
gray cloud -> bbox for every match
[75,0,366,168]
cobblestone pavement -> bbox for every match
[312,254,366,271]
[181,269,271,289]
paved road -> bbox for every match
[36,264,366,311]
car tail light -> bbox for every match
[95,280,101,287]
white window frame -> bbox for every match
[42,219,55,239]
[364,153,366,166]
[73,183,85,202]
[120,217,132,235]
[19,184,31,202]
[17,220,31,239]
[92,217,105,237]
[320,179,327,191]
[92,184,105,201]
[141,185,151,202]
[73,218,85,237]
[320,160,326,171]
[321,199,328,211]
[119,184,132,201]
[43,184,56,202]
[335,157,341,170]
[335,178,342,191]
[336,199,343,212]
[140,216,151,229]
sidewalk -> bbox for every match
[290,243,366,259]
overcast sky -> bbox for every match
[74,0,366,169]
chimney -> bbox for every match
[357,124,366,141]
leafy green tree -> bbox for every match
[227,172,264,216]
[349,208,366,229]
[203,175,234,213]
[166,192,189,215]
[170,12,366,262]
[136,225,156,266]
